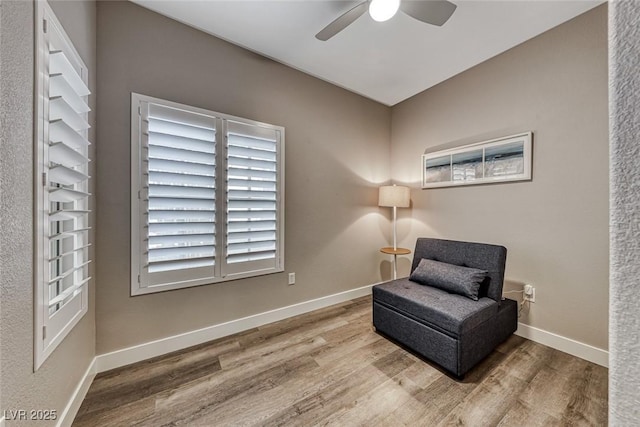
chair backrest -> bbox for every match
[411,238,507,303]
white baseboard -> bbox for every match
[93,283,606,375]
[57,358,97,427]
[49,287,606,426]
[516,322,608,367]
[95,283,376,373]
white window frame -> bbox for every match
[131,94,285,295]
[34,2,91,369]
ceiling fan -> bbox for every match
[315,0,457,41]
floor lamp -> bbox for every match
[378,185,410,279]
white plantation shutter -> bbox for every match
[132,95,284,294]
[224,121,283,275]
[35,4,91,369]
[136,100,218,289]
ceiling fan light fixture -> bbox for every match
[369,0,400,22]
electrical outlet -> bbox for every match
[288,272,296,285]
[524,284,535,303]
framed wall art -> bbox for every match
[422,132,532,189]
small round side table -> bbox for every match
[380,247,411,280]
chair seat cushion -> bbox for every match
[372,278,498,338]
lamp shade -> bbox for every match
[378,185,410,208]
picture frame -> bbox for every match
[421,132,532,189]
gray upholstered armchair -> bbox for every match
[372,238,518,377]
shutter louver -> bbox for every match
[226,127,279,265]
[144,103,217,274]
[46,46,91,314]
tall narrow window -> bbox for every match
[225,121,282,277]
[131,94,284,295]
[35,3,91,369]
[133,98,218,290]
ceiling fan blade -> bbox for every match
[315,1,369,41]
[400,0,457,27]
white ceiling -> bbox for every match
[131,0,603,106]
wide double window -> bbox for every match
[131,94,284,294]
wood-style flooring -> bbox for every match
[73,296,608,426]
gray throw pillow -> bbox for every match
[409,258,488,301]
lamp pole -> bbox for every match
[393,205,398,279]
[393,205,397,251]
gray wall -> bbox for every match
[609,1,640,423]
[390,6,609,350]
[95,1,391,354]
[0,1,96,425]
